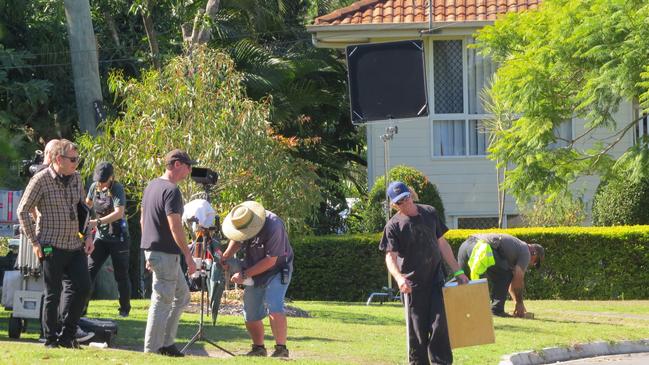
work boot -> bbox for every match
[271,344,289,358]
[159,344,184,357]
[246,344,267,356]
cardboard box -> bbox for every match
[442,279,495,349]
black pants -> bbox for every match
[87,237,131,314]
[485,265,513,314]
[42,247,91,342]
[406,273,452,365]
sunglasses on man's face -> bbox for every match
[61,155,80,163]
[395,196,409,205]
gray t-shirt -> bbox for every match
[140,178,184,254]
[242,211,293,286]
[471,233,530,271]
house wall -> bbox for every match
[365,35,636,227]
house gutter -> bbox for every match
[306,21,494,48]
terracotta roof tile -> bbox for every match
[314,0,540,25]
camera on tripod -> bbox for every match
[191,167,218,186]
[20,150,46,177]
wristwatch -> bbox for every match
[97,218,102,225]
[241,271,248,279]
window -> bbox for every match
[431,38,497,157]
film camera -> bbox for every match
[191,167,218,186]
[20,150,46,177]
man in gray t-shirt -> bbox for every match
[458,233,545,317]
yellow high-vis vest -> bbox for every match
[467,239,495,280]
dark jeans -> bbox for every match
[87,237,131,314]
[42,247,91,342]
[406,270,452,365]
[486,265,513,314]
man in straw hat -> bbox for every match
[221,201,293,358]
[140,149,197,357]
[457,233,545,318]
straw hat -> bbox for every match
[222,201,266,241]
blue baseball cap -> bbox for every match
[387,181,411,204]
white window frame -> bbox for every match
[428,37,491,159]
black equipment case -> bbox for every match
[78,317,118,347]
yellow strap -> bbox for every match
[467,239,496,280]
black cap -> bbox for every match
[530,244,545,269]
[93,162,114,182]
[164,149,197,166]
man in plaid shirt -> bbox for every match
[17,139,94,349]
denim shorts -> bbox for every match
[243,272,291,322]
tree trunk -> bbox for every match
[184,0,221,48]
[63,0,102,135]
[141,0,161,70]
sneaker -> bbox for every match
[246,344,267,357]
[44,338,59,348]
[271,344,289,358]
[118,310,129,318]
[58,338,81,349]
[159,344,184,357]
[75,326,95,343]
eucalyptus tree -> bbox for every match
[77,47,322,233]
[475,0,649,203]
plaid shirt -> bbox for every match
[18,167,85,250]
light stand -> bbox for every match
[181,183,235,356]
[380,125,398,289]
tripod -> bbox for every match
[181,184,234,356]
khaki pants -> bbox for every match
[143,251,190,353]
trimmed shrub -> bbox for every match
[592,177,649,226]
[348,165,445,233]
[288,226,649,301]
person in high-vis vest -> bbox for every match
[457,233,544,318]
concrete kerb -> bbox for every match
[499,339,649,365]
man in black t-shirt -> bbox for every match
[140,149,197,357]
[380,181,468,365]
[457,233,545,318]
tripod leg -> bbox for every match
[203,338,236,356]
[181,330,202,353]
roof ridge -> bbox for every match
[314,0,384,24]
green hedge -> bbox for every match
[288,226,649,301]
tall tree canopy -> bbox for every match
[475,0,649,203]
[77,47,322,233]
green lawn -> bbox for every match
[1,299,649,364]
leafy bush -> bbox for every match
[519,193,587,227]
[347,165,445,233]
[76,46,322,234]
[592,177,649,226]
[289,226,649,301]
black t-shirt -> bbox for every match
[140,178,184,254]
[87,181,128,240]
[379,204,449,287]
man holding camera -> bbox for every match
[221,201,293,358]
[140,149,196,357]
[17,139,94,349]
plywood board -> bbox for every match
[442,279,495,349]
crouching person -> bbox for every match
[221,201,293,358]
